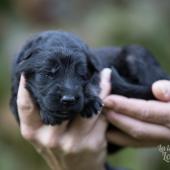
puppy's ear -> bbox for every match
[17,48,39,65]
[16,45,41,74]
[86,50,101,73]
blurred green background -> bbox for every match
[0,0,170,170]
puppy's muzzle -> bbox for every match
[61,95,77,106]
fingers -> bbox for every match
[72,115,107,141]
[152,80,170,102]
[107,130,161,147]
[90,115,107,142]
[104,95,170,125]
[59,114,107,153]
[35,121,68,148]
[17,75,69,147]
[84,115,107,151]
[99,68,112,100]
[106,110,170,143]
[63,114,100,137]
[17,74,42,131]
[107,130,143,147]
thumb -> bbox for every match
[152,80,170,102]
[99,68,112,100]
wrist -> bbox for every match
[36,146,106,170]
[62,150,106,170]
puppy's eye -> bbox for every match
[40,72,54,79]
[46,72,54,78]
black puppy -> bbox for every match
[10,31,170,152]
[10,31,103,125]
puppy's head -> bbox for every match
[16,31,101,125]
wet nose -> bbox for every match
[61,95,76,105]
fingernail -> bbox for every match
[20,74,26,87]
[104,97,115,108]
[161,85,170,99]
[153,80,170,101]
[101,68,112,75]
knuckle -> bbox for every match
[17,100,34,112]
[62,144,78,154]
[86,137,107,152]
[21,127,35,141]
[131,126,145,139]
[166,123,170,129]
[59,138,78,154]
[139,112,148,121]
[59,136,107,154]
[42,134,59,149]
[89,141,106,152]
[139,105,150,120]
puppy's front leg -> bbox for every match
[81,75,103,118]
[81,96,102,118]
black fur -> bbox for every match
[10,31,170,153]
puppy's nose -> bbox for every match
[61,95,76,105]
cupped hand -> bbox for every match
[104,80,170,147]
[17,68,112,170]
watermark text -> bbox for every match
[158,144,170,163]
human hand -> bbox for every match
[17,68,111,170]
[104,80,170,147]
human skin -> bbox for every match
[16,68,112,170]
[104,80,170,147]
[16,67,170,170]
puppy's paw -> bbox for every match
[81,97,103,118]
